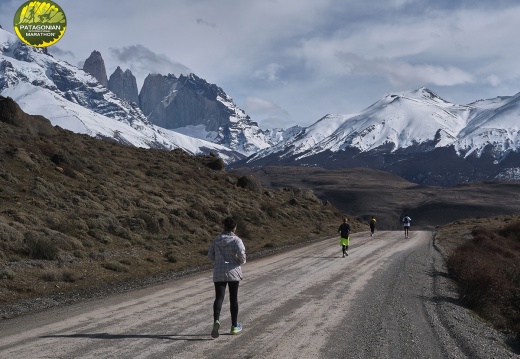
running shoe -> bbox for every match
[230,323,242,335]
[211,320,220,338]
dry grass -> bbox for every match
[438,215,520,342]
[0,99,360,308]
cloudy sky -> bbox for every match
[3,0,520,129]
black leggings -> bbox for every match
[213,281,239,326]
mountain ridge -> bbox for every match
[237,87,520,185]
[80,48,278,156]
[0,28,244,163]
[247,87,520,162]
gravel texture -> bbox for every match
[0,231,518,358]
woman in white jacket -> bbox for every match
[208,217,247,338]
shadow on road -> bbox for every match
[40,333,212,341]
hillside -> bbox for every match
[0,96,353,314]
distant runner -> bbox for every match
[338,217,351,257]
[402,214,411,238]
[369,216,376,237]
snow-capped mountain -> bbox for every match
[239,88,520,185]
[2,24,519,185]
[0,28,243,163]
[248,88,520,162]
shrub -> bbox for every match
[0,222,24,242]
[499,221,520,242]
[165,251,178,263]
[260,202,278,218]
[41,268,60,282]
[137,211,161,234]
[24,235,59,260]
[0,268,15,280]
[204,208,222,223]
[61,269,79,283]
[102,261,129,272]
[447,224,520,340]
[233,216,253,241]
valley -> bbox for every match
[231,166,520,230]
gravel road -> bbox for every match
[0,231,518,358]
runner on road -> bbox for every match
[402,214,411,239]
[369,216,376,237]
[208,217,247,338]
[338,217,351,257]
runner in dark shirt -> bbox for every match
[338,217,351,257]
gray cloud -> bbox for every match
[336,52,475,87]
[196,18,216,28]
[47,45,75,58]
[29,0,520,127]
[244,96,289,117]
[108,45,192,86]
[46,45,78,67]
[243,96,291,128]
[253,63,285,83]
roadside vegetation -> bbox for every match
[446,220,520,342]
[0,96,359,315]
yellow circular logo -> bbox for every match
[13,1,67,48]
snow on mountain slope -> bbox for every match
[0,28,243,162]
[2,25,519,168]
[317,88,470,153]
[457,95,520,158]
[246,114,353,162]
[173,120,303,158]
[210,93,275,155]
[248,87,520,163]
[1,83,240,162]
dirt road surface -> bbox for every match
[0,231,517,358]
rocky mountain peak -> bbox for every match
[108,66,139,105]
[83,50,108,87]
[139,72,232,131]
[112,66,123,75]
